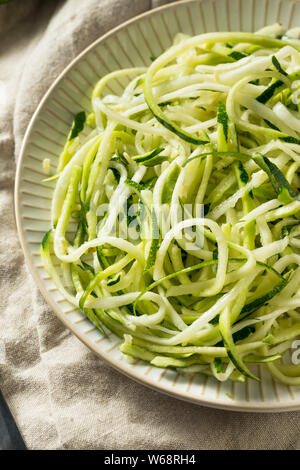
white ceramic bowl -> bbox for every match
[15,0,300,412]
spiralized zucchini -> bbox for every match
[41,23,300,384]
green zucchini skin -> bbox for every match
[144,95,210,145]
[133,148,168,167]
[39,27,300,386]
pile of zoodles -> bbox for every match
[42,24,300,384]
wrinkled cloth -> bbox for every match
[0,0,300,450]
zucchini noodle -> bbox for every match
[41,24,300,384]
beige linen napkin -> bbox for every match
[0,0,300,450]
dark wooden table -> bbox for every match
[0,390,27,450]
